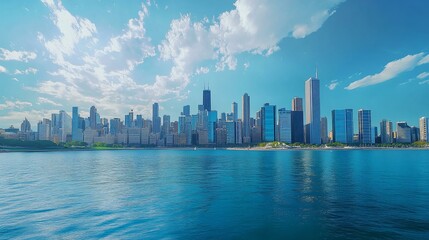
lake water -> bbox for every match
[1,149,429,239]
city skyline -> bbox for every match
[1,0,429,128]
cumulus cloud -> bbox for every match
[14,67,38,75]
[0,100,33,110]
[419,79,429,85]
[345,53,429,90]
[0,48,37,62]
[0,65,6,73]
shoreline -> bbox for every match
[1,146,429,153]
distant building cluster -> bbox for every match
[1,75,429,146]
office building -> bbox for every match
[278,108,291,143]
[419,117,428,142]
[232,102,238,122]
[72,107,83,141]
[152,103,161,134]
[358,109,372,144]
[396,122,411,143]
[305,77,321,144]
[37,118,51,141]
[321,116,328,144]
[242,93,250,143]
[261,103,276,142]
[182,105,190,116]
[203,89,211,111]
[332,109,354,144]
[291,97,304,143]
[380,119,393,144]
[90,106,97,129]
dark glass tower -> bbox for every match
[203,89,211,112]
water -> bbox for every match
[1,149,429,239]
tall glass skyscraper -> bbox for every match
[89,106,97,129]
[242,93,250,142]
[358,109,372,144]
[203,89,211,111]
[305,77,321,144]
[152,103,161,134]
[380,119,393,143]
[72,106,83,141]
[208,111,218,143]
[261,103,276,142]
[332,109,354,144]
[278,108,291,143]
[291,97,304,143]
[232,102,238,122]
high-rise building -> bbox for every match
[396,122,411,143]
[242,93,250,143]
[182,105,190,116]
[358,109,372,144]
[90,106,97,129]
[419,117,428,142]
[291,97,304,143]
[232,102,238,122]
[162,115,171,138]
[321,117,329,144]
[20,118,31,133]
[332,109,354,144]
[125,110,134,128]
[305,77,321,144]
[152,103,161,134]
[203,89,211,111]
[226,121,236,144]
[380,119,393,144]
[37,118,51,141]
[278,108,291,143]
[208,111,218,143]
[410,126,420,143]
[59,110,72,143]
[261,103,276,142]
[292,97,303,111]
[72,107,83,142]
[110,118,122,135]
[135,115,143,128]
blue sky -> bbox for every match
[1,0,429,130]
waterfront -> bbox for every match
[1,149,429,239]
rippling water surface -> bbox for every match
[1,149,429,239]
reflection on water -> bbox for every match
[1,149,429,239]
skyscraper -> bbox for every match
[380,119,393,143]
[358,109,372,144]
[37,118,51,141]
[291,97,304,143]
[182,105,190,116]
[305,77,321,144]
[203,89,211,111]
[261,103,276,142]
[20,118,31,133]
[278,108,291,143]
[90,106,97,129]
[292,97,303,111]
[152,103,161,134]
[419,117,428,142]
[396,122,411,143]
[232,102,238,122]
[72,107,83,141]
[242,93,250,143]
[321,116,328,144]
[59,110,72,143]
[332,109,354,144]
[208,111,218,143]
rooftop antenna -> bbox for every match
[204,81,206,90]
[315,66,318,79]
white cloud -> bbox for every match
[37,97,63,107]
[0,48,37,62]
[14,67,38,75]
[0,65,6,73]
[12,77,19,82]
[0,109,58,128]
[345,53,429,90]
[195,67,210,75]
[419,79,429,85]
[0,100,33,110]
[243,62,250,70]
[327,80,339,90]
[417,72,429,79]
